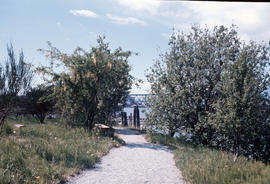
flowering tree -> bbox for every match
[38,37,133,129]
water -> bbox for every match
[122,107,191,139]
[123,107,149,119]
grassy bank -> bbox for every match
[0,117,124,184]
[146,133,270,184]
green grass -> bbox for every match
[0,116,124,184]
[146,133,270,184]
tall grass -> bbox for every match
[146,133,270,184]
[0,117,123,184]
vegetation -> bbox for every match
[0,117,123,184]
[0,39,132,183]
[146,25,270,162]
[0,44,33,131]
[2,24,269,183]
[37,37,133,129]
[209,43,270,162]
[146,133,270,184]
[22,85,55,123]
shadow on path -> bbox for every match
[125,142,171,152]
[115,128,171,153]
[115,128,140,135]
[67,126,184,184]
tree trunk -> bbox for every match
[39,116,45,124]
[169,130,175,137]
[37,113,46,124]
[88,112,96,130]
[0,119,4,132]
[0,115,7,133]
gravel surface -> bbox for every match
[68,128,185,184]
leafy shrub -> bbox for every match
[37,38,133,130]
[146,25,270,162]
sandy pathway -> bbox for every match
[68,128,184,184]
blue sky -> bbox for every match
[1,0,270,93]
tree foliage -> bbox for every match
[146,25,270,162]
[0,44,32,132]
[210,42,270,161]
[23,85,55,123]
[38,37,133,129]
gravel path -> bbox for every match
[68,128,184,184]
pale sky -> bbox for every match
[1,0,270,94]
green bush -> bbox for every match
[37,38,133,130]
[146,25,270,162]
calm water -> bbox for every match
[123,107,149,119]
[123,107,186,138]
